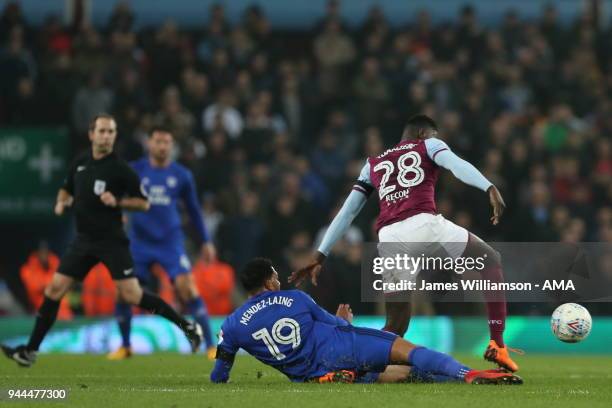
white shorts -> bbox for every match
[377,213,469,292]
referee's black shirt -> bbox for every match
[62,151,147,244]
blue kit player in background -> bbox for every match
[108,128,217,360]
[211,258,523,385]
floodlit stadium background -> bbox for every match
[1,0,612,353]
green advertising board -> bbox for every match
[0,128,68,220]
[2,316,611,354]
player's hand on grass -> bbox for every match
[100,191,118,207]
[336,304,353,323]
[288,252,326,287]
[201,242,217,264]
[487,185,505,225]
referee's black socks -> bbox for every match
[27,296,60,351]
[138,291,190,331]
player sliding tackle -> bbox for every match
[290,114,520,372]
[211,258,522,385]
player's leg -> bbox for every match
[382,296,411,336]
[2,243,94,366]
[114,278,203,352]
[434,215,518,372]
[358,366,458,384]
[377,221,431,337]
[161,250,214,355]
[388,337,522,384]
[100,245,204,352]
[461,233,518,371]
[108,250,152,360]
[174,272,215,356]
[346,326,521,385]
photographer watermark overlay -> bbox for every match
[361,242,612,302]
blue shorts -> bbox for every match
[317,326,397,377]
[130,242,191,282]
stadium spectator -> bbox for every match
[192,259,235,315]
[3,1,612,317]
[81,264,116,317]
[20,243,73,320]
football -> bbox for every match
[551,303,592,343]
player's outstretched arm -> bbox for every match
[118,196,150,211]
[487,185,505,225]
[210,352,235,383]
[289,190,368,287]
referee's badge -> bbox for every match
[93,179,106,195]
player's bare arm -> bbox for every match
[488,185,505,225]
[54,188,73,216]
[100,192,150,211]
[201,242,217,264]
[289,250,326,287]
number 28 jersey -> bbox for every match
[355,138,450,233]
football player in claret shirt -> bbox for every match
[290,114,520,372]
[211,258,522,385]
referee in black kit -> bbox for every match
[2,114,203,367]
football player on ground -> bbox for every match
[211,258,522,385]
[289,114,520,372]
[107,128,217,360]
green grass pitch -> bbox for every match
[1,354,611,408]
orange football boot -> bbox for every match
[483,340,523,372]
[106,346,132,360]
[314,370,356,384]
[465,369,523,385]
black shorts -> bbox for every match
[58,239,135,281]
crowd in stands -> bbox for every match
[1,1,612,316]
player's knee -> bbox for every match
[44,276,71,300]
[118,285,142,305]
[176,275,197,301]
[44,283,66,300]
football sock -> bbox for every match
[408,347,471,380]
[27,296,60,351]
[481,264,507,346]
[138,291,190,332]
[115,303,133,348]
[358,372,380,383]
[409,366,458,383]
[187,297,213,348]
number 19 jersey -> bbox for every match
[217,289,352,381]
[358,138,449,233]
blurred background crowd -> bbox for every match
[1,0,611,318]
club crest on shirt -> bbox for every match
[166,176,177,188]
[93,179,106,195]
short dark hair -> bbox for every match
[405,114,438,132]
[149,126,173,138]
[240,258,275,292]
[88,113,115,131]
